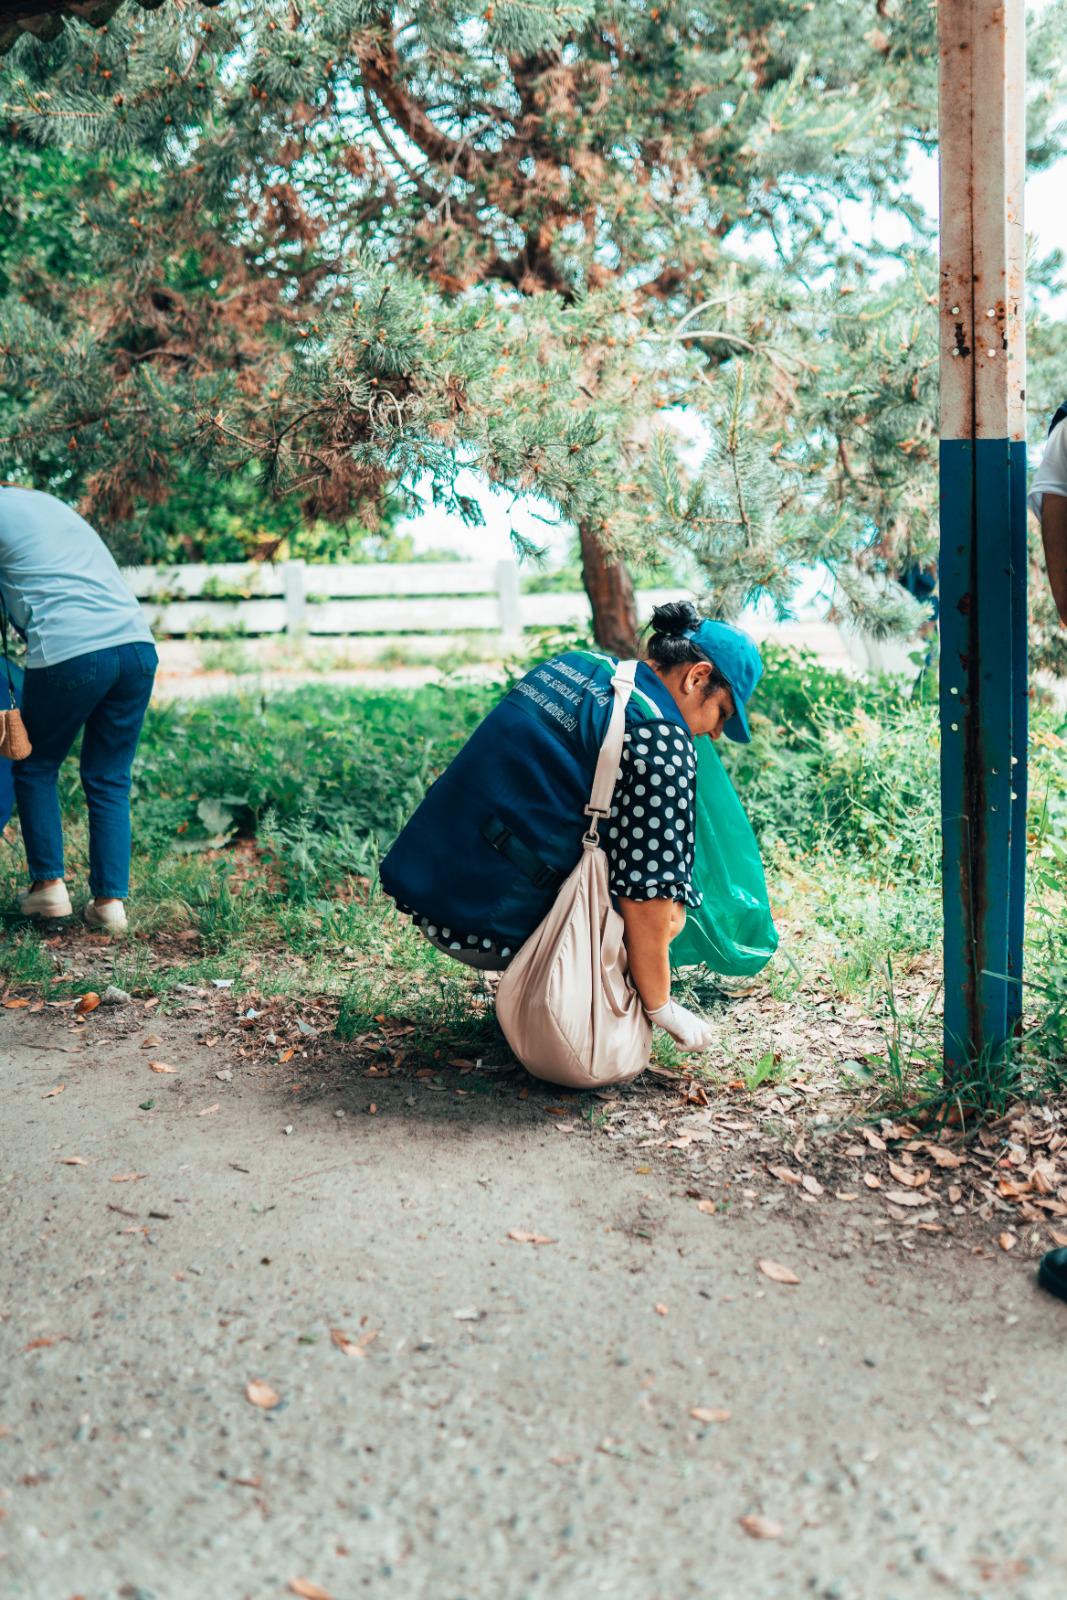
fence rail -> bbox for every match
[127,558,684,642]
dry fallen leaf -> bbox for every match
[330,1327,380,1358]
[75,993,101,1015]
[801,1174,824,1197]
[149,1061,177,1074]
[998,1232,1017,1252]
[739,1514,783,1540]
[888,1162,929,1189]
[654,1302,669,1316]
[140,1034,163,1049]
[289,1582,333,1600]
[245,1380,281,1409]
[1048,1229,1067,1247]
[861,1128,886,1152]
[691,1407,731,1424]
[695,1199,717,1215]
[863,1174,882,1189]
[767,1165,801,1186]
[757,1259,799,1286]
[198,1103,220,1116]
[506,1229,556,1245]
[41,1084,65,1099]
[110,1172,148,1183]
[925,1144,964,1169]
[884,1189,926,1208]
[948,1184,963,1204]
[279,1047,296,1063]
[58,1156,87,1166]
[3,997,30,1009]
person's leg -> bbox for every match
[79,643,157,902]
[14,653,109,892]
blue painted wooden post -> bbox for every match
[938,0,1028,1077]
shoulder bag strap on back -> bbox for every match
[583,658,638,843]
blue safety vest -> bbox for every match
[379,650,691,947]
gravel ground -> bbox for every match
[2,1003,1065,1600]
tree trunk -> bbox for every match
[579,520,640,656]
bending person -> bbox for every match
[380,602,762,1056]
[0,487,158,934]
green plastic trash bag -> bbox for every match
[669,738,778,976]
[568,647,776,976]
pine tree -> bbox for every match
[2,1,1066,649]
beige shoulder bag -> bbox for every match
[495,659,652,1089]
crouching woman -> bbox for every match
[380,602,762,1055]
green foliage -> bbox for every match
[3,0,1066,631]
[721,645,940,873]
[127,460,411,565]
[0,658,1063,1098]
[130,680,497,854]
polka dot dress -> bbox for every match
[606,719,701,909]
[398,717,700,967]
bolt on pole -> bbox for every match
[938,0,1028,1078]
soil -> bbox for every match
[2,994,1065,1600]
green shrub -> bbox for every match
[131,681,498,853]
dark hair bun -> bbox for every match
[645,599,707,670]
[648,599,700,639]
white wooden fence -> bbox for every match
[125,559,684,645]
[125,558,913,675]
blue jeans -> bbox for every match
[14,642,157,899]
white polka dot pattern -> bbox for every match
[607,720,700,908]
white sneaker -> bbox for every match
[84,899,128,935]
[19,882,73,919]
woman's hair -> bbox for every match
[645,600,730,701]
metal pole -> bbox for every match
[938,0,1028,1077]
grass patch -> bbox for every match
[0,646,1063,1109]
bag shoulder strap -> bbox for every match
[584,659,638,835]
[573,647,661,721]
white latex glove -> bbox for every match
[646,998,714,1053]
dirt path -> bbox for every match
[2,1003,1064,1600]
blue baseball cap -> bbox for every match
[681,619,763,743]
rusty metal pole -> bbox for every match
[938,0,1028,1077]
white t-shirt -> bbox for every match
[0,488,153,669]
[1028,417,1067,519]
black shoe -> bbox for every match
[1037,1248,1067,1303]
